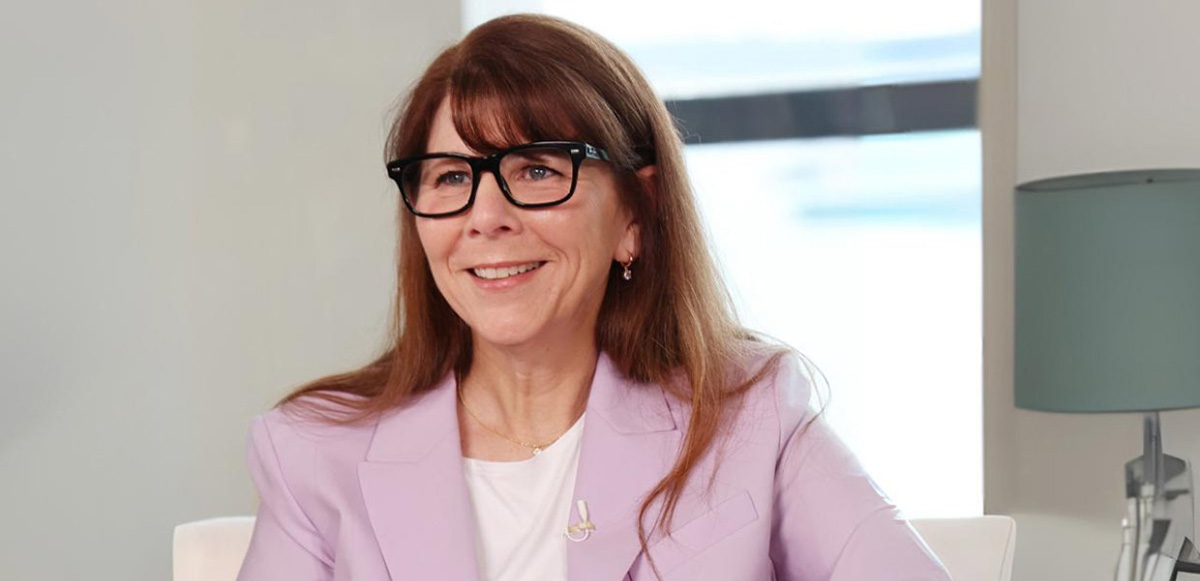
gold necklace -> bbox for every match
[456,386,568,456]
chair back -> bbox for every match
[174,514,1017,581]
[912,515,1017,581]
[173,517,255,581]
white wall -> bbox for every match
[1017,0,1200,182]
[983,0,1200,578]
[12,0,1200,578]
[0,2,460,579]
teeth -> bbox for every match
[472,262,542,280]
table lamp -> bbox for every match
[1015,168,1200,581]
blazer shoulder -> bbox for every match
[246,394,382,534]
[254,393,379,462]
[769,351,817,435]
[728,346,818,450]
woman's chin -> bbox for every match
[468,320,576,353]
[469,324,544,350]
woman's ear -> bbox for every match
[613,165,655,263]
[616,222,641,264]
[635,164,659,199]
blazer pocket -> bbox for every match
[636,489,759,578]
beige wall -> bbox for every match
[983,0,1200,578]
[9,1,1199,579]
[0,1,460,579]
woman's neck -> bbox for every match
[459,338,597,443]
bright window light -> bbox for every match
[465,0,984,518]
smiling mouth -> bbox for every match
[470,261,545,280]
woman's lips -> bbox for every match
[466,261,546,289]
[470,261,544,280]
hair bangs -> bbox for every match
[447,57,615,156]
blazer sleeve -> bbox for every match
[237,414,334,581]
[767,356,950,581]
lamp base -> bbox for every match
[1115,412,1200,581]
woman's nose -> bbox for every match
[465,171,520,238]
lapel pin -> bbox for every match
[565,499,595,542]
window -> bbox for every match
[466,0,982,518]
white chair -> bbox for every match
[912,515,1017,581]
[173,516,255,581]
[174,514,1016,581]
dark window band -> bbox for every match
[665,79,977,144]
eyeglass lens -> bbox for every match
[401,146,576,215]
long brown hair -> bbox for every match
[280,13,786,575]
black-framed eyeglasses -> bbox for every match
[385,141,611,218]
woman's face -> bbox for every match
[415,99,639,351]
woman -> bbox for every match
[237,14,949,581]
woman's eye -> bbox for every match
[435,171,471,187]
[521,165,558,181]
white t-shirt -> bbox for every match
[461,413,586,581]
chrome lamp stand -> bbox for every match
[1116,412,1200,581]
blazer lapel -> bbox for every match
[357,374,482,581]
[567,354,683,581]
[356,354,684,581]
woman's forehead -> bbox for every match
[426,103,526,155]
[426,99,475,154]
[438,91,584,154]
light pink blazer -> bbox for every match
[237,352,949,580]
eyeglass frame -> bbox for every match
[385,140,612,218]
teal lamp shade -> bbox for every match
[1015,169,1200,413]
